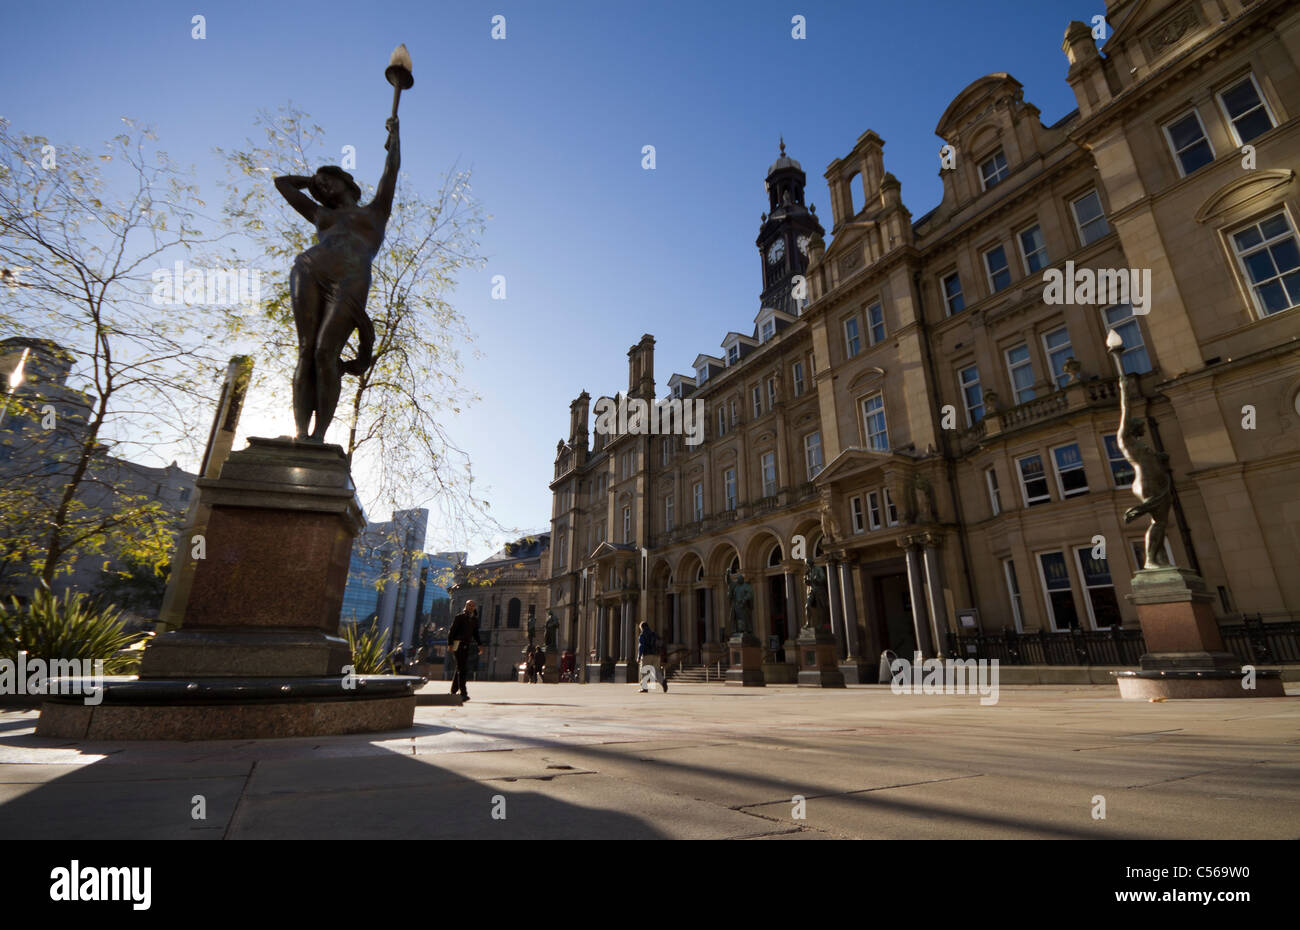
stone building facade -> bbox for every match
[549,0,1300,683]
[449,534,551,681]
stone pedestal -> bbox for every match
[838,662,875,684]
[543,648,560,683]
[1113,568,1284,699]
[797,626,846,688]
[725,633,764,687]
[38,438,419,740]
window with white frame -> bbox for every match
[984,244,1012,293]
[867,303,886,344]
[664,495,674,532]
[942,272,965,315]
[861,393,889,451]
[1103,434,1134,487]
[1071,189,1110,246]
[1230,212,1300,318]
[1038,550,1081,630]
[792,361,805,397]
[1074,547,1121,628]
[979,150,1009,190]
[1103,304,1153,373]
[1002,558,1024,632]
[727,344,739,365]
[1217,73,1275,145]
[622,506,632,543]
[1163,110,1215,176]
[986,466,1002,516]
[761,319,775,342]
[1051,443,1089,497]
[867,490,882,530]
[760,451,777,498]
[1043,326,1073,388]
[844,317,861,357]
[1017,454,1051,506]
[717,407,727,437]
[724,468,737,511]
[730,399,739,427]
[693,481,704,521]
[1018,224,1048,274]
[850,495,865,534]
[959,364,984,425]
[804,431,824,479]
[1006,344,1036,404]
[767,377,777,409]
[752,385,763,418]
[697,364,709,383]
[884,487,899,526]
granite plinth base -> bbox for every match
[140,629,351,678]
[839,662,876,685]
[725,634,764,687]
[761,662,798,684]
[1113,668,1286,700]
[34,675,421,740]
[797,628,846,688]
[543,650,560,683]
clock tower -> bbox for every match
[757,138,824,316]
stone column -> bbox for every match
[921,534,950,657]
[838,561,861,659]
[902,538,934,657]
[783,568,800,661]
[827,559,845,658]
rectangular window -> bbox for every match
[1018,454,1051,506]
[986,467,1002,516]
[724,469,737,511]
[697,365,709,383]
[1075,547,1121,629]
[792,361,805,397]
[1052,443,1089,497]
[867,303,886,344]
[761,319,775,342]
[767,377,777,409]
[661,438,671,466]
[1218,74,1275,145]
[867,491,882,530]
[980,150,1009,190]
[1018,224,1049,274]
[717,408,727,437]
[730,399,738,427]
[693,481,704,521]
[851,495,865,534]
[1164,110,1215,176]
[942,272,965,315]
[1104,434,1134,487]
[761,451,778,498]
[752,385,763,418]
[1103,304,1153,374]
[804,431,824,479]
[1003,558,1024,632]
[727,344,739,365]
[1231,212,1300,318]
[1071,189,1110,246]
[664,495,674,532]
[959,364,984,425]
[862,393,889,451]
[984,244,1011,293]
[1006,344,1036,404]
[623,507,632,543]
[884,487,899,526]
[844,317,861,358]
[1038,551,1080,630]
[1043,326,1073,388]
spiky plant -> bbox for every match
[343,622,395,675]
[0,587,145,674]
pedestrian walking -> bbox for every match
[448,600,481,701]
[637,621,666,693]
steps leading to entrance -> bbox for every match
[668,665,729,683]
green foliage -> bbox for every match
[343,621,395,675]
[0,587,145,674]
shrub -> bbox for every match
[343,622,395,675]
[0,587,145,675]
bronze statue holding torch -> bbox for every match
[273,44,413,443]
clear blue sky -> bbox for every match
[2,0,1095,560]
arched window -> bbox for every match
[507,598,521,628]
[768,543,783,568]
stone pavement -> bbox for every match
[0,681,1296,840]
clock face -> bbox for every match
[767,239,786,264]
[797,234,811,256]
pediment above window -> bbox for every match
[1195,170,1294,224]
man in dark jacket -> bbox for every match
[448,600,481,701]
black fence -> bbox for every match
[946,615,1300,666]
